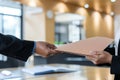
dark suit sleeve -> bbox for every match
[104,42,120,74]
[111,56,120,74]
[104,42,115,55]
[0,33,34,61]
[97,42,115,67]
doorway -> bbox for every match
[55,13,86,45]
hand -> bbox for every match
[86,51,112,65]
[35,41,58,57]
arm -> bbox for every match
[86,42,120,74]
[105,42,120,74]
[111,56,120,74]
[0,33,58,61]
[0,33,34,61]
[86,43,115,64]
[104,42,115,55]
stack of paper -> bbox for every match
[56,36,113,56]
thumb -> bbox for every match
[89,51,97,55]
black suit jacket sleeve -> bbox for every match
[0,33,34,61]
[111,56,120,74]
[104,42,120,74]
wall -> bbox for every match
[32,0,114,39]
[23,6,46,41]
[17,0,114,43]
[52,2,114,38]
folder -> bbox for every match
[56,37,113,56]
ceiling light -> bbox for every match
[84,4,89,8]
[28,0,37,7]
[111,0,116,2]
[110,12,114,16]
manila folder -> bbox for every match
[56,37,113,56]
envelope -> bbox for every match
[56,37,113,56]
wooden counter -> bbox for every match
[0,64,114,80]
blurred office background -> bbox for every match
[0,0,119,68]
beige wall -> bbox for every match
[23,6,55,43]
[78,10,114,38]
[52,2,114,39]
[37,0,114,39]
[23,7,46,41]
[45,11,55,43]
[17,0,114,44]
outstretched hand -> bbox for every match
[86,51,112,65]
[35,41,58,57]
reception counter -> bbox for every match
[0,64,114,80]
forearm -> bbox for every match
[0,33,34,61]
[104,44,115,55]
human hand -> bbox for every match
[35,41,58,57]
[86,51,112,65]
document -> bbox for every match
[22,65,76,75]
[56,36,113,56]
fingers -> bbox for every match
[86,51,101,64]
[86,56,97,64]
[87,51,98,59]
[45,44,59,57]
[47,53,54,57]
[86,50,112,64]
[47,43,57,49]
[35,41,58,58]
[86,55,98,62]
[46,43,65,57]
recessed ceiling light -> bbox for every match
[110,12,114,16]
[28,0,37,7]
[111,0,116,2]
[84,4,89,8]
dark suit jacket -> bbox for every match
[0,33,34,61]
[104,41,120,80]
